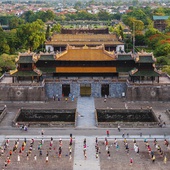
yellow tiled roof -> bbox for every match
[56,48,115,61]
[45,34,124,45]
[51,34,117,41]
[56,67,117,73]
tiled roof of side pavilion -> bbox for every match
[16,52,38,64]
[116,53,133,60]
[135,52,156,63]
[129,68,160,77]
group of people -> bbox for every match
[144,138,168,163]
[0,135,73,169]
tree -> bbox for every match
[74,1,82,10]
[98,11,110,21]
[157,56,168,65]
[162,65,170,75]
[154,43,170,57]
[0,53,16,74]
[111,24,124,40]
[153,7,165,16]
[44,10,55,22]
[165,17,170,32]
[0,32,10,54]
[51,23,62,34]
[145,28,161,39]
[46,25,51,40]
[123,17,144,32]
[16,19,46,51]
[9,17,25,29]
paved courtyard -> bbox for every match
[0,97,170,169]
[0,138,74,170]
[1,137,170,170]
[98,138,170,170]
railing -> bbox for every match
[127,79,170,86]
[0,74,5,82]
[0,81,45,87]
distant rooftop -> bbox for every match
[153,16,170,20]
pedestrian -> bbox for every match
[83,149,87,159]
[95,144,99,158]
[118,125,120,132]
[164,139,169,148]
[83,142,87,159]
[7,157,10,164]
[164,155,167,164]
[114,138,117,146]
[9,150,12,156]
[39,150,42,156]
[53,95,56,101]
[58,146,62,158]
[130,158,133,166]
[70,136,72,146]
[106,130,109,137]
[122,133,125,138]
[65,97,68,103]
[17,155,20,163]
[59,138,62,147]
[41,129,44,136]
[152,155,155,163]
[26,152,29,160]
[133,138,136,144]
[84,138,86,145]
[4,160,7,167]
[107,149,111,159]
[69,145,72,159]
[153,138,157,146]
[34,155,37,161]
[49,140,53,148]
[116,143,120,151]
[95,137,98,145]
[46,155,48,163]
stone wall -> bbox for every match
[126,83,170,101]
[45,80,127,98]
[110,82,127,98]
[0,84,45,101]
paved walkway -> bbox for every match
[76,97,96,128]
[73,136,100,170]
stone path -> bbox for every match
[76,97,96,128]
[73,136,100,170]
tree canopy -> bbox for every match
[16,19,46,52]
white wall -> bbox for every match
[116,45,124,52]
[45,45,54,52]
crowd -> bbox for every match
[0,135,73,170]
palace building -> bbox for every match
[9,28,160,98]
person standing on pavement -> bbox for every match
[130,158,133,166]
[164,155,167,164]
[58,146,62,158]
[118,125,121,132]
[152,155,155,163]
[46,154,49,163]
[83,140,87,159]
[69,145,72,159]
[17,155,20,164]
[34,155,37,161]
[41,129,44,136]
[106,130,109,137]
